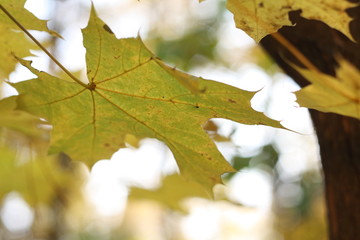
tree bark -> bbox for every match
[260,6,360,240]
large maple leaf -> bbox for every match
[13,8,282,191]
[227,0,356,42]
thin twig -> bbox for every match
[271,32,320,73]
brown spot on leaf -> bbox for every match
[228,99,236,103]
[103,24,113,34]
[210,176,218,183]
[280,5,292,10]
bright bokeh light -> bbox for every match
[85,167,129,216]
[181,199,276,240]
[1,193,34,233]
[86,138,178,216]
[227,169,273,208]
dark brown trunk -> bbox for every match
[260,6,360,240]
[310,112,360,239]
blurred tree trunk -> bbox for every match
[260,5,360,240]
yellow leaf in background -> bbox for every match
[0,96,43,136]
[129,174,210,212]
[227,0,356,42]
[298,1,355,41]
[0,0,59,78]
[0,26,33,79]
[227,0,291,42]
[0,0,54,32]
[0,146,85,206]
[295,60,360,120]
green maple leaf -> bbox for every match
[0,0,58,78]
[295,60,360,120]
[13,7,282,192]
[227,0,356,42]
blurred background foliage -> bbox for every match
[0,0,326,239]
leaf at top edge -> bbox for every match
[0,0,59,78]
[0,0,59,36]
[295,60,360,120]
[13,7,283,192]
[129,174,211,212]
[227,0,356,42]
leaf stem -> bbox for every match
[0,4,88,88]
[271,32,320,73]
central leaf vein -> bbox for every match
[92,14,102,83]
[90,91,97,161]
[94,89,168,141]
[95,86,247,115]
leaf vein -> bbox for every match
[95,57,153,84]
[91,14,102,82]
[90,91,97,161]
[94,89,168,141]
[56,122,93,149]
[33,88,87,107]
[95,86,246,116]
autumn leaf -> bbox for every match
[13,7,282,192]
[0,146,85,205]
[0,0,58,78]
[227,0,356,42]
[0,0,55,32]
[0,96,43,136]
[0,24,33,78]
[129,174,210,212]
[295,60,360,120]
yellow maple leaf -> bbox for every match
[295,60,360,119]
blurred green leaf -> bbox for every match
[0,96,43,136]
[0,145,85,206]
[129,174,211,212]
